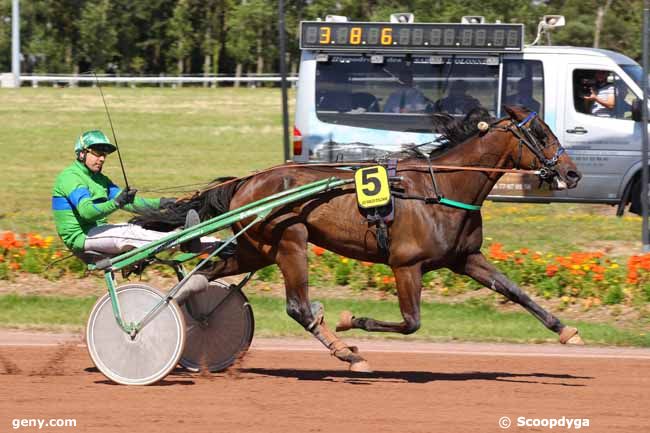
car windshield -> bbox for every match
[620,64,644,89]
[315,55,500,132]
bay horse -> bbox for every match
[140,106,583,372]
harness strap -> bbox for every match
[392,191,481,211]
[517,111,537,127]
[438,197,482,211]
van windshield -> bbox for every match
[315,55,500,132]
[620,64,644,89]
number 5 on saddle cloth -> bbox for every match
[354,160,398,256]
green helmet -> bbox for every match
[74,130,117,156]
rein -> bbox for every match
[394,111,563,211]
[179,112,556,212]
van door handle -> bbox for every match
[566,126,588,134]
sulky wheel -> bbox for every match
[179,280,254,373]
[86,284,186,386]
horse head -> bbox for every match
[502,105,581,190]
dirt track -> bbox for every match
[1,334,649,433]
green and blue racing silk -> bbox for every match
[52,160,160,252]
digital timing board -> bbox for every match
[300,21,524,53]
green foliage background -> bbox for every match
[0,0,642,76]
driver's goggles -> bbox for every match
[87,148,109,157]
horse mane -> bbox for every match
[402,107,496,159]
[130,176,244,231]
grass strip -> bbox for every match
[0,293,647,347]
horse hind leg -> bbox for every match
[274,224,371,372]
[336,264,422,335]
[458,252,584,345]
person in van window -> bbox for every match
[316,69,353,112]
[506,77,540,113]
[583,70,615,117]
[383,69,431,113]
[434,80,481,115]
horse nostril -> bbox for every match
[567,170,582,181]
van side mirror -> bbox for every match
[632,98,643,122]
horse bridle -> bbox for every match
[500,111,566,180]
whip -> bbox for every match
[92,71,131,190]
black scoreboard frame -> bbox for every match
[300,21,525,53]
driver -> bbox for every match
[52,130,212,302]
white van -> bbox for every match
[292,14,647,215]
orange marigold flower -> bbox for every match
[488,243,508,261]
[361,261,373,267]
[546,265,559,277]
[593,274,604,281]
[591,265,606,274]
[0,231,17,249]
[27,233,46,248]
[9,262,20,271]
[519,248,529,255]
[311,246,326,256]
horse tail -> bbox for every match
[130,176,244,232]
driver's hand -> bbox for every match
[114,188,138,208]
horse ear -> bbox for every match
[502,104,518,119]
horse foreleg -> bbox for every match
[275,225,371,372]
[336,265,422,335]
[458,252,583,345]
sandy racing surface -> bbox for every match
[1,332,649,433]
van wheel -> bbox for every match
[618,176,641,216]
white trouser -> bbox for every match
[84,223,217,255]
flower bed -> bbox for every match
[2,231,650,307]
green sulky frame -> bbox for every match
[89,177,352,337]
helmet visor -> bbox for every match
[88,142,117,154]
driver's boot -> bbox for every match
[181,209,202,253]
[174,274,209,306]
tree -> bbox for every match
[0,0,13,72]
[167,0,193,75]
[226,0,277,83]
[78,0,117,72]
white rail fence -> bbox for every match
[0,73,298,88]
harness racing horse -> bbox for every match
[139,106,583,372]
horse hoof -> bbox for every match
[566,334,585,345]
[336,310,354,332]
[349,360,372,373]
[559,326,584,345]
